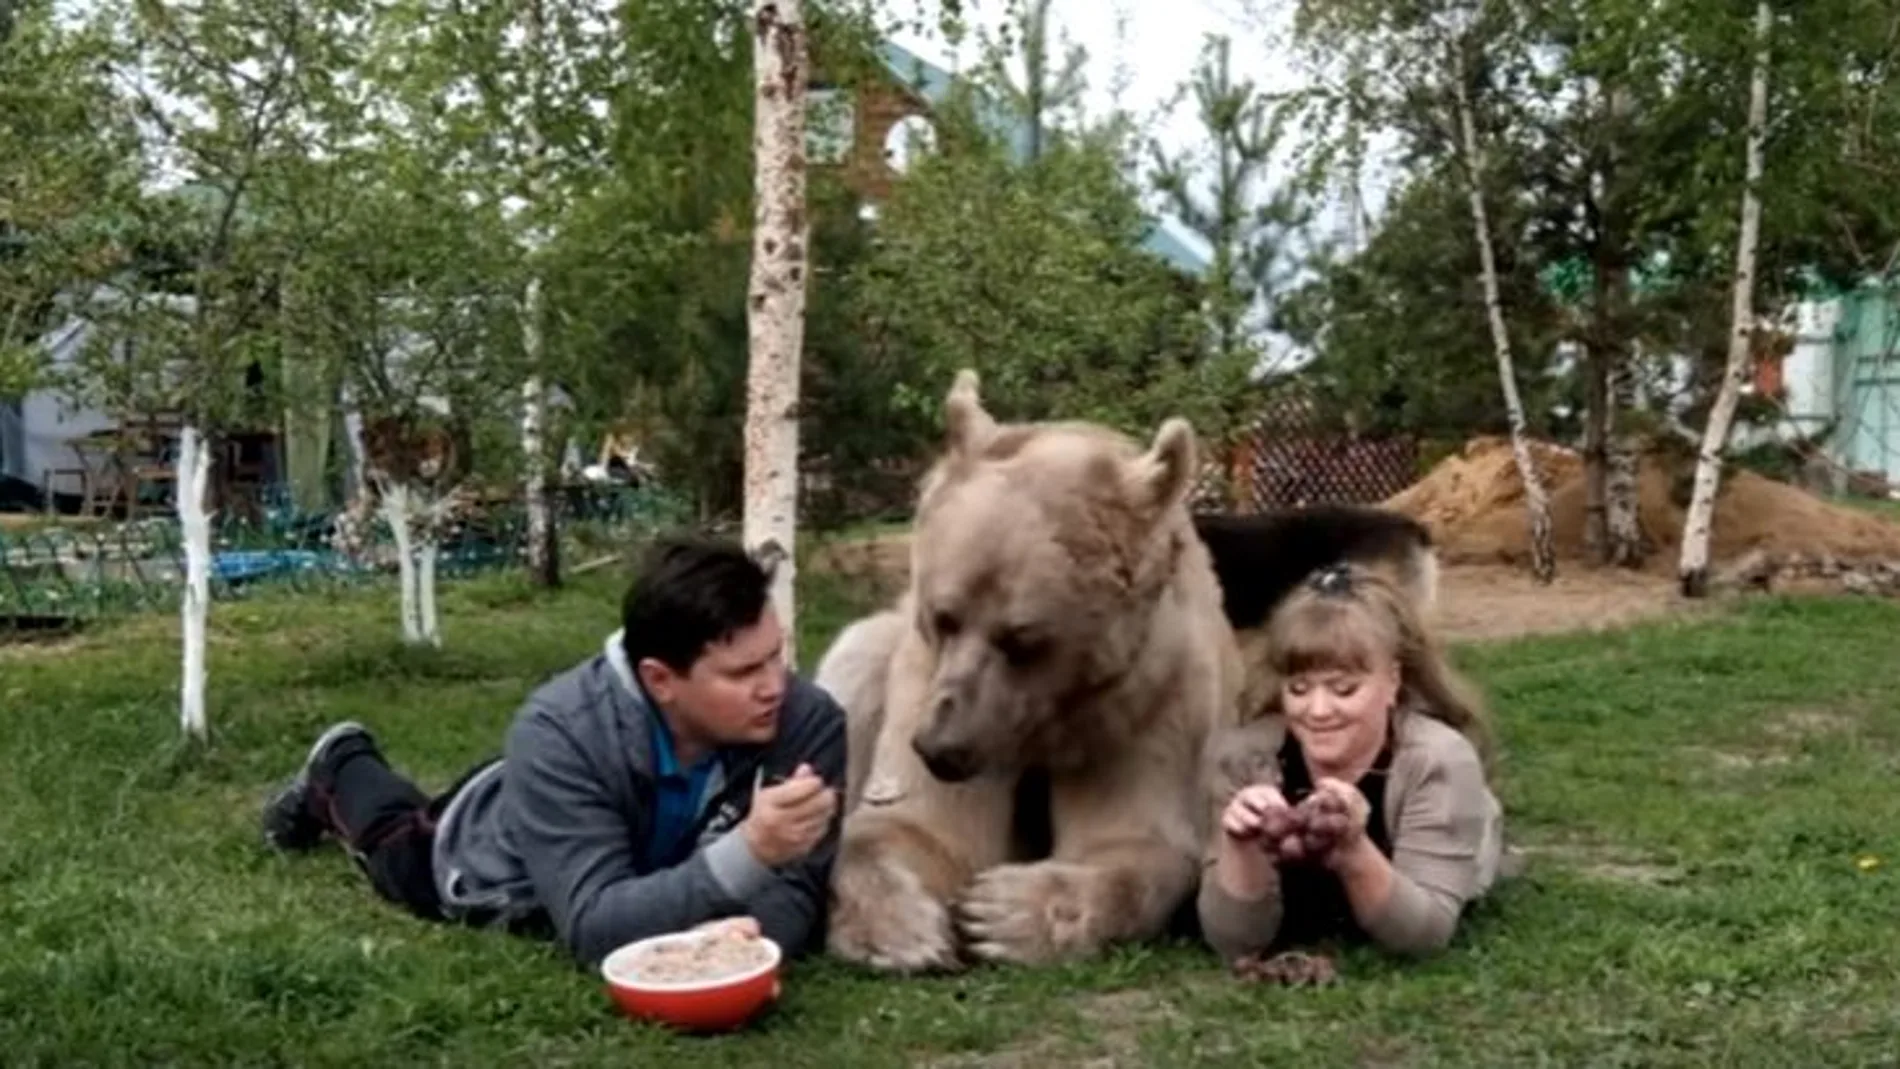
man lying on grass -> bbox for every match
[260,535,846,969]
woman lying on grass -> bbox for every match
[1198,561,1506,969]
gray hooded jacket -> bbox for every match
[429,630,847,968]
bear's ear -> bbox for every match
[1125,417,1198,513]
[944,367,996,456]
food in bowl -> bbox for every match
[610,926,777,986]
[601,925,783,1032]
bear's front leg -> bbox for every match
[955,739,1204,966]
[827,809,969,972]
[826,765,1016,972]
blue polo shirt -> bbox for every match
[642,707,719,871]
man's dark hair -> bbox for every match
[622,535,776,673]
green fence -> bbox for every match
[0,483,689,632]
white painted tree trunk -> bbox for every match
[418,535,441,645]
[176,425,213,742]
[744,0,810,666]
[1452,43,1555,584]
[1680,0,1773,597]
[382,481,421,644]
[379,479,449,647]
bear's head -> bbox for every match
[905,368,1201,783]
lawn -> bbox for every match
[3,564,1899,1067]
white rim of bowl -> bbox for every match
[600,930,783,993]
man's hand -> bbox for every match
[741,763,837,868]
[691,915,762,940]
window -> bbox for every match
[807,88,855,165]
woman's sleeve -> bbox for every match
[1194,716,1288,962]
[1360,741,1500,955]
[1196,858,1284,962]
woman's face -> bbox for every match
[1281,653,1400,774]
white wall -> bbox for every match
[2,318,121,492]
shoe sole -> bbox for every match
[261,720,375,850]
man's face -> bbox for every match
[641,607,789,749]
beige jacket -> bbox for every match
[1196,710,1504,959]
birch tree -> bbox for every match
[744,0,810,664]
[1282,0,1557,581]
[370,0,619,591]
[1678,0,1772,598]
[1450,29,1555,583]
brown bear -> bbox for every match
[812,369,1244,971]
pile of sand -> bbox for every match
[1386,436,1900,572]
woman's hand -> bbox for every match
[1221,784,1298,849]
[1298,777,1371,869]
[1213,783,1293,900]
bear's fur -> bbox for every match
[813,369,1243,971]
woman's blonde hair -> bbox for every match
[1261,562,1495,768]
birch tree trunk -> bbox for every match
[520,0,557,589]
[176,425,213,742]
[1582,345,1609,558]
[1605,349,1644,566]
[1599,83,1644,567]
[521,345,555,587]
[744,0,810,665]
[1451,42,1556,584]
[1680,0,1773,598]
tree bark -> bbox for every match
[520,0,558,589]
[744,0,810,665]
[1452,41,1556,584]
[177,424,212,742]
[1604,347,1644,566]
[1599,83,1644,568]
[1582,344,1609,559]
[1679,0,1772,598]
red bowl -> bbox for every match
[600,930,783,1033]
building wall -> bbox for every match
[1831,289,1900,486]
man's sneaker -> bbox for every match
[260,720,375,852]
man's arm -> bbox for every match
[738,688,849,958]
[503,706,765,968]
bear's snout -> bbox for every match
[914,737,979,783]
[913,693,983,782]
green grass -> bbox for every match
[4,572,1900,1067]
[1837,493,1900,523]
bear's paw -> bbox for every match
[955,861,1108,966]
[827,851,960,973]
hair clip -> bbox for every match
[1308,562,1355,596]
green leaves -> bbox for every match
[843,99,1233,444]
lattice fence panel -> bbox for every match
[1194,393,1420,513]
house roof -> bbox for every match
[872,41,1214,278]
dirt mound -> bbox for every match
[1386,436,1900,572]
[1384,437,1582,534]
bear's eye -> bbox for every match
[993,628,1048,668]
[931,611,961,638]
